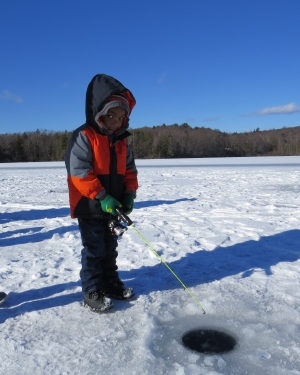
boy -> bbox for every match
[65,74,138,313]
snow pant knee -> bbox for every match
[78,217,118,293]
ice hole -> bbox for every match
[182,329,237,354]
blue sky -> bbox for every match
[1,0,300,134]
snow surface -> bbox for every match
[1,156,300,375]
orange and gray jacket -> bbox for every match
[65,74,138,218]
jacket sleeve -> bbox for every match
[124,141,138,196]
[65,128,105,199]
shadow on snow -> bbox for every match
[1,200,300,321]
[0,282,82,324]
[0,199,194,246]
[1,230,300,323]
[0,225,78,246]
[0,207,70,224]
[120,229,300,295]
[0,198,195,226]
[0,207,75,247]
[134,198,197,209]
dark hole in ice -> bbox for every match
[182,329,237,354]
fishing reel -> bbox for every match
[108,207,133,238]
[108,219,128,237]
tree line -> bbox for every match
[128,123,300,159]
[0,130,70,162]
[0,124,300,162]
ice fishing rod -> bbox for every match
[112,208,206,314]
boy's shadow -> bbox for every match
[119,229,300,295]
[1,230,299,322]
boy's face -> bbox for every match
[101,107,127,135]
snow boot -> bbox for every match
[83,291,113,313]
[0,292,7,305]
[104,280,134,300]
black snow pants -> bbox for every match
[77,216,119,293]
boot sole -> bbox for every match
[83,300,114,313]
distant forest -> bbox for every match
[1,123,300,162]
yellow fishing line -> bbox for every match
[131,224,206,314]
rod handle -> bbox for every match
[116,207,133,226]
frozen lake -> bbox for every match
[1,156,300,374]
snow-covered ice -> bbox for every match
[1,156,300,375]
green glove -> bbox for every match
[99,194,122,215]
[122,193,135,215]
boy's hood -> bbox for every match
[85,74,136,129]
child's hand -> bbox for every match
[99,194,122,215]
[122,193,135,215]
